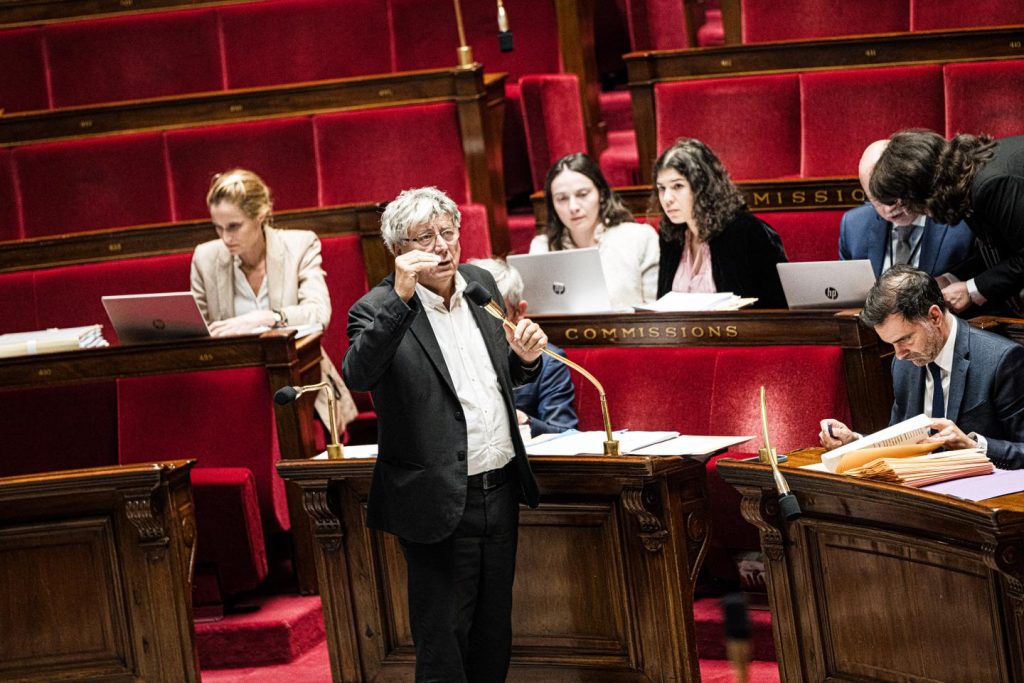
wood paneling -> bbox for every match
[278,454,710,682]
[0,460,198,682]
[718,450,1024,683]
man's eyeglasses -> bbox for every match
[403,227,460,249]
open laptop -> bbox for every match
[777,260,876,309]
[506,248,613,314]
[102,292,210,344]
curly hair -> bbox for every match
[542,153,634,251]
[652,138,745,243]
[869,129,995,225]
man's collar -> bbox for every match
[416,270,466,311]
[934,311,958,374]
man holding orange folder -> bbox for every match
[820,265,1024,470]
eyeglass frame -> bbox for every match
[400,225,461,249]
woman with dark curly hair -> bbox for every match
[654,138,788,307]
[870,130,1024,314]
[531,153,659,308]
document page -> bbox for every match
[630,434,752,457]
[525,430,679,456]
[822,413,932,472]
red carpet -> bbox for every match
[195,594,325,669]
[693,596,777,661]
[201,639,331,682]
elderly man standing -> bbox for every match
[839,140,973,278]
[343,187,548,682]
[819,265,1024,470]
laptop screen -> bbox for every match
[507,248,613,315]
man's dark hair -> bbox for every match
[860,265,946,328]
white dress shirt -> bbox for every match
[924,312,956,419]
[232,256,270,316]
[416,273,515,476]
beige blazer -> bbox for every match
[190,226,358,429]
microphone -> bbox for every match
[758,386,801,521]
[497,0,513,52]
[464,281,620,455]
[722,592,751,683]
[273,381,344,459]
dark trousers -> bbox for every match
[400,468,520,683]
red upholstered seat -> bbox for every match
[944,61,1024,139]
[741,0,908,43]
[32,254,192,342]
[599,130,640,188]
[623,0,692,50]
[758,210,845,263]
[0,149,20,242]
[44,9,223,108]
[319,234,369,363]
[697,8,725,46]
[457,203,492,262]
[13,133,172,237]
[518,75,588,190]
[910,0,1024,30]
[218,0,391,89]
[0,27,49,113]
[655,75,801,180]
[507,214,538,255]
[0,271,37,334]
[315,104,470,205]
[800,66,944,178]
[189,467,269,596]
[165,118,319,221]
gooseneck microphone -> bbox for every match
[497,0,513,52]
[274,381,344,459]
[464,281,620,455]
[758,386,801,521]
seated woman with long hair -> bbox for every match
[654,138,788,308]
[530,153,659,308]
[191,168,357,430]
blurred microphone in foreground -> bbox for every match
[274,381,343,459]
[722,592,751,683]
[497,0,513,51]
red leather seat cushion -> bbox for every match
[758,210,845,264]
[944,61,1024,140]
[519,74,588,191]
[0,27,49,113]
[742,0,908,43]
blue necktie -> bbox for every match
[928,362,945,419]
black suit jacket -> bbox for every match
[657,211,788,308]
[890,319,1024,469]
[343,264,541,543]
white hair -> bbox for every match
[380,187,461,255]
[469,258,524,307]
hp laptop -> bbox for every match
[777,260,876,309]
[506,248,613,314]
[102,291,210,344]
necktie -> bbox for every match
[928,362,945,419]
[893,225,914,266]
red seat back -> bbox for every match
[655,75,801,180]
[0,27,49,113]
[910,0,1024,30]
[13,133,172,237]
[758,210,845,263]
[45,9,223,108]
[165,118,319,221]
[944,61,1024,139]
[742,0,908,43]
[320,234,369,363]
[800,65,944,178]
[0,149,20,242]
[518,74,588,190]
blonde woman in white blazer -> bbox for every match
[190,169,357,429]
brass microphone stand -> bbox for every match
[477,298,620,456]
[452,0,475,67]
[757,386,800,520]
[275,381,344,459]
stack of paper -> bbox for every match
[842,449,993,487]
[524,431,751,457]
[634,292,757,313]
[822,413,934,472]
[0,325,109,359]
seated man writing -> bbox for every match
[820,265,1024,470]
[470,258,578,437]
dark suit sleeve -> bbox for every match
[980,343,1024,469]
[525,355,577,436]
[972,176,1024,301]
[343,288,416,392]
[839,212,852,261]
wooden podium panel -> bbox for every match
[718,451,1024,683]
[278,454,710,682]
[0,460,198,682]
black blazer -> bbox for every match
[657,211,789,308]
[343,264,540,544]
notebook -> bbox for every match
[506,248,613,314]
[102,292,210,344]
[776,260,876,309]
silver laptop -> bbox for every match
[102,291,210,344]
[777,260,876,309]
[506,248,613,314]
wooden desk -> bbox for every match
[0,330,324,592]
[718,451,1024,682]
[278,453,710,682]
[0,460,198,682]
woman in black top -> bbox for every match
[653,138,788,308]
